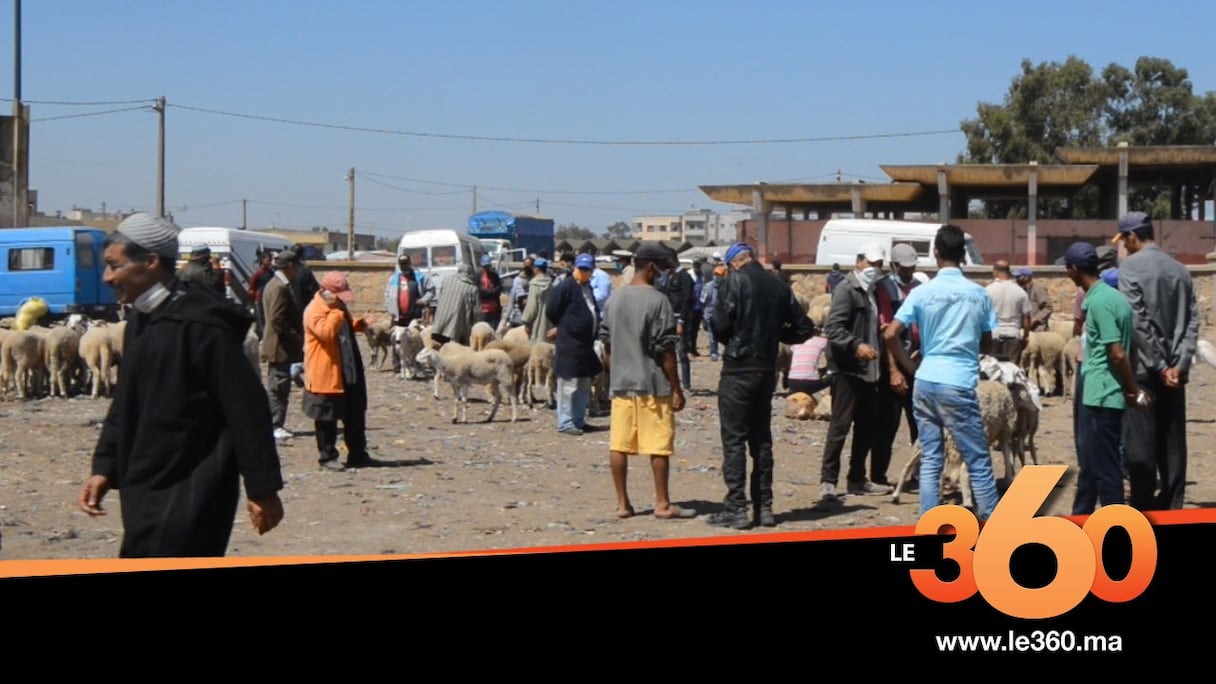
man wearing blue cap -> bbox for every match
[709,241,815,529]
[477,253,504,330]
[545,253,604,435]
[1114,211,1200,510]
[1064,241,1143,515]
[1014,267,1052,334]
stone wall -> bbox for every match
[315,260,1216,333]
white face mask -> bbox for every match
[133,281,171,314]
[856,267,879,289]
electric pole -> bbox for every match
[154,96,166,217]
[11,0,22,228]
[535,198,540,214]
[472,186,478,215]
[346,167,356,259]
[241,198,247,230]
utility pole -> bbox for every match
[241,198,247,230]
[154,96,166,217]
[11,0,22,227]
[472,186,478,215]
[535,198,540,214]
[346,167,356,259]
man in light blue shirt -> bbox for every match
[590,260,612,317]
[883,225,1001,521]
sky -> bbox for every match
[4,0,1215,243]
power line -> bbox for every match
[360,169,694,195]
[1,96,158,106]
[30,105,152,122]
[360,174,468,196]
[167,102,959,146]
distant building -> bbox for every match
[631,208,754,244]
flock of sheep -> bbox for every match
[0,315,128,401]
[361,317,610,426]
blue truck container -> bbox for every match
[0,226,119,320]
[467,211,555,259]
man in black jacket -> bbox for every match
[658,249,695,390]
[817,243,892,507]
[78,212,284,557]
[709,242,815,529]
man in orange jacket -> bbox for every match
[303,271,379,471]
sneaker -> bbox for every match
[319,458,346,472]
[710,355,719,362]
[819,482,839,504]
[707,508,751,530]
[756,508,777,527]
[558,427,584,436]
[848,480,894,496]
[272,427,293,440]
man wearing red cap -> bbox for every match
[303,271,378,471]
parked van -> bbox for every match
[0,227,119,320]
[815,219,984,268]
[176,227,291,309]
[396,229,487,294]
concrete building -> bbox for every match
[632,215,684,241]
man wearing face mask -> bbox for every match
[656,248,695,391]
[874,243,924,485]
[78,212,285,557]
[816,243,892,506]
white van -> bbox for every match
[396,228,487,295]
[176,227,291,305]
[815,219,984,268]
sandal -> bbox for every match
[654,505,697,520]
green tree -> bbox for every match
[554,223,596,241]
[600,221,632,240]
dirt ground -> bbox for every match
[3,332,1215,560]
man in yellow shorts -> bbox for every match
[598,241,696,520]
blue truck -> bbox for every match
[0,226,120,321]
[467,211,555,263]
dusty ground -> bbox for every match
[3,332,1215,560]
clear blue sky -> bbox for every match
[5,0,1215,242]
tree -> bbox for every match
[600,221,632,240]
[554,223,596,241]
[375,237,397,251]
[960,55,1216,220]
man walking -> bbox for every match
[598,242,695,520]
[261,249,305,441]
[818,243,892,504]
[522,258,554,343]
[1115,211,1201,510]
[477,254,504,330]
[1063,241,1144,515]
[986,260,1031,362]
[384,252,433,373]
[78,212,284,557]
[875,243,924,474]
[709,242,815,529]
[431,262,481,347]
[884,225,1001,521]
[546,253,604,436]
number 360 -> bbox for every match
[911,465,1158,620]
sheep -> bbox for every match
[1194,339,1216,370]
[243,323,261,378]
[42,325,83,398]
[1061,335,1081,401]
[482,338,532,402]
[784,391,817,420]
[808,294,832,328]
[1009,382,1040,469]
[1021,331,1067,396]
[415,343,518,424]
[891,379,1018,508]
[502,325,530,346]
[590,339,610,417]
[392,320,427,380]
[1048,318,1076,341]
[775,343,793,392]
[522,340,556,410]
[78,322,115,399]
[364,316,394,370]
[1,330,47,400]
[469,321,496,351]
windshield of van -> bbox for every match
[432,245,457,267]
[966,239,984,266]
[401,247,429,268]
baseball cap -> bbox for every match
[1063,242,1099,269]
[1014,267,1033,279]
[272,249,299,269]
[575,254,594,270]
[611,249,633,258]
[534,257,548,269]
[1096,245,1117,271]
[858,242,887,264]
[723,242,754,264]
[890,243,918,267]
[712,251,722,260]
[320,271,355,303]
[480,254,493,266]
[1113,211,1152,243]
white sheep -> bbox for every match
[590,339,609,417]
[501,324,530,346]
[42,325,83,398]
[78,322,115,399]
[392,320,427,380]
[1022,331,1067,396]
[1194,339,1216,370]
[808,293,832,328]
[980,355,1041,471]
[243,323,261,378]
[482,337,532,402]
[415,342,518,424]
[522,340,556,410]
[891,430,970,509]
[1,330,47,400]
[1061,335,1081,402]
[469,321,496,351]
[776,342,793,392]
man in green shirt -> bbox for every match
[1063,241,1145,516]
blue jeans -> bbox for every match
[912,380,1001,521]
[556,376,591,431]
[1074,402,1125,515]
[705,319,719,359]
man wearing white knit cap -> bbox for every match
[78,212,285,557]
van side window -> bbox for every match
[894,240,931,259]
[432,245,456,267]
[75,233,96,268]
[8,248,55,271]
